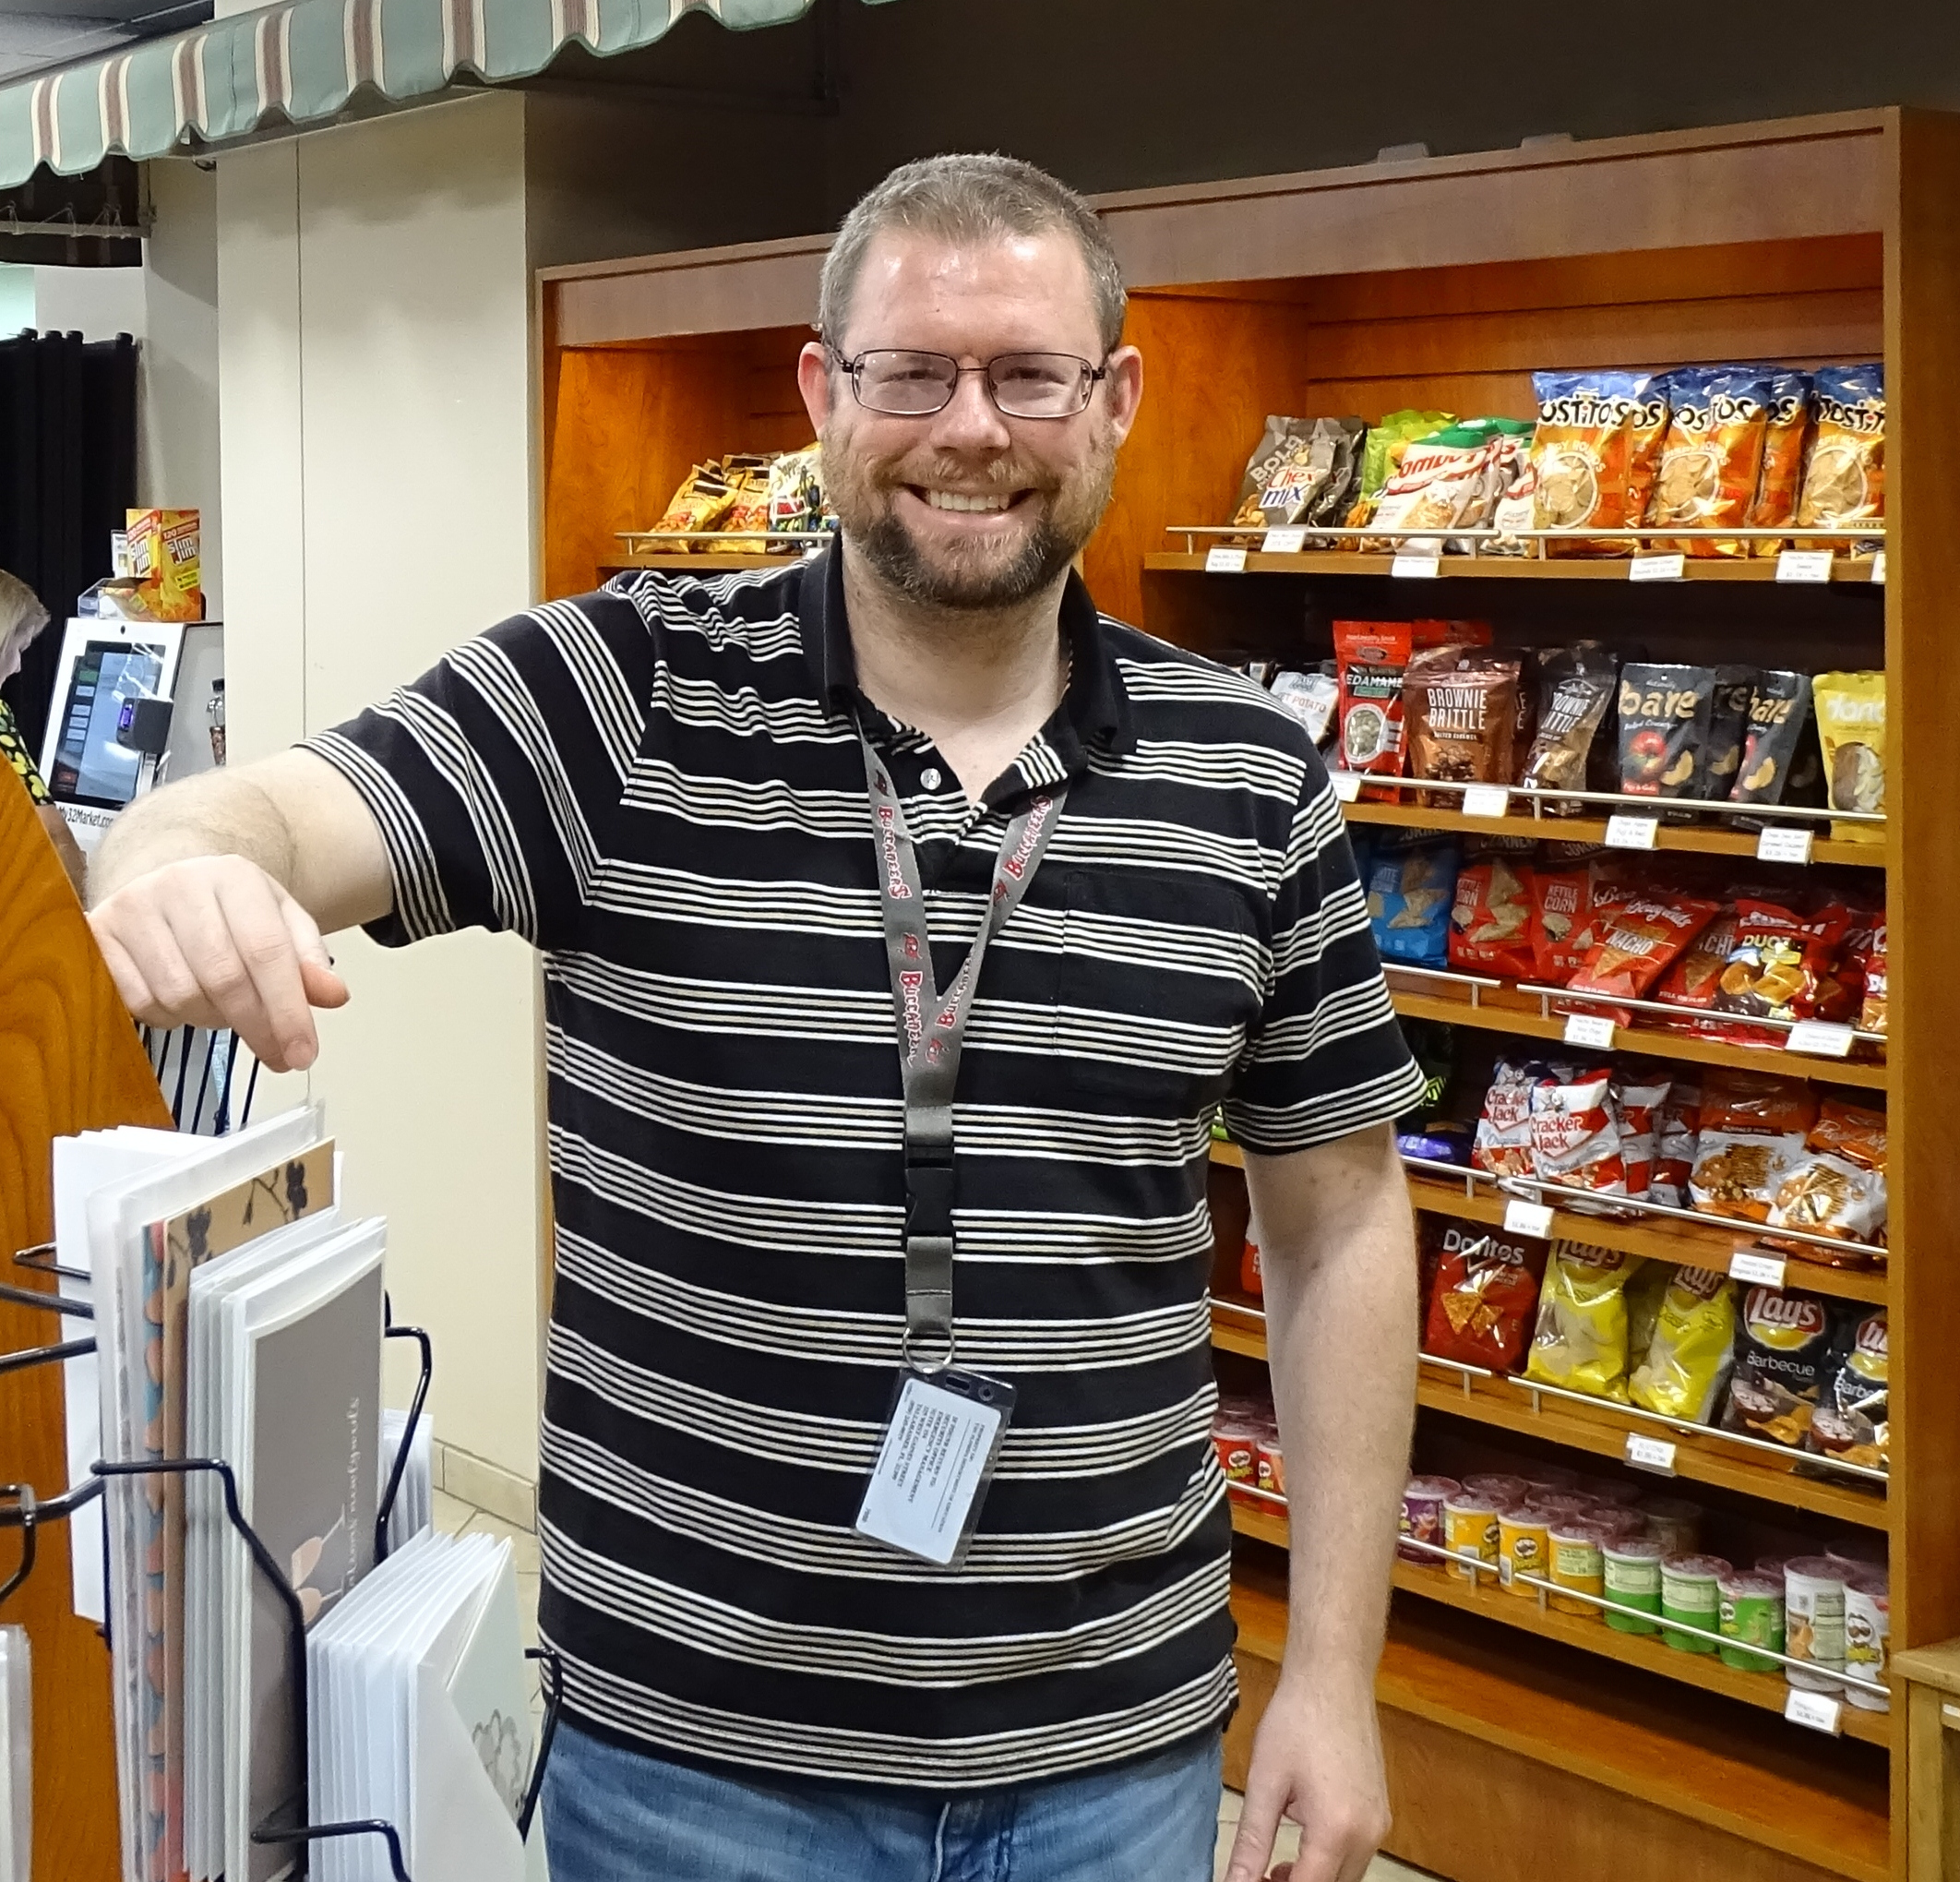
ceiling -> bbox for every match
[0,0,214,85]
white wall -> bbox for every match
[34,261,146,339]
[217,92,547,1500]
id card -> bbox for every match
[855,1367,1015,1566]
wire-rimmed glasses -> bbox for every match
[827,345,1108,419]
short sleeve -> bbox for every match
[302,588,652,953]
[0,698,50,804]
[1221,759,1426,1155]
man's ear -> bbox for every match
[797,342,835,436]
[1103,344,1143,445]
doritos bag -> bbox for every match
[1423,1219,1547,1373]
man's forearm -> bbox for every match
[90,768,298,907]
[1255,1128,1418,1686]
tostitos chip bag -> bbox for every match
[1630,1265,1739,1422]
[1525,1242,1644,1402]
[1746,370,1813,554]
[1647,368,1773,556]
[1528,370,1668,556]
[1796,364,1884,541]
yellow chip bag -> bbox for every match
[1630,1265,1738,1423]
[1811,670,1885,844]
[1524,1242,1643,1403]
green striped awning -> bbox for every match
[0,0,848,188]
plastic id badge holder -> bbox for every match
[855,1367,1016,1567]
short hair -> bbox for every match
[0,568,46,646]
[819,153,1127,357]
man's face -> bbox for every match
[796,230,1142,610]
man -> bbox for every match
[89,155,1421,1882]
[1,569,89,896]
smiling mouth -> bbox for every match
[915,487,1023,513]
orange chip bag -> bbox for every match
[1745,370,1812,554]
[1859,923,1888,1036]
[1689,1070,1820,1223]
[1647,368,1773,557]
[1529,370,1668,556]
[1565,893,1721,1007]
[1796,365,1884,538]
[1656,910,1738,1027]
[1767,1098,1888,1260]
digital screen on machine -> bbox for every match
[48,641,166,809]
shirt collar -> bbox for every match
[797,539,1132,788]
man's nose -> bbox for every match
[927,368,1013,453]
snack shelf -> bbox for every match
[1340,797,1884,869]
[1209,1302,1887,1527]
[604,551,801,571]
[1207,1140,1889,1304]
[1385,984,1889,1091]
[1144,550,1886,584]
[1229,1568,1890,1882]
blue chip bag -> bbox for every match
[1797,364,1884,531]
[1366,833,1460,967]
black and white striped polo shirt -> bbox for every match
[306,545,1421,1791]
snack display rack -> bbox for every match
[535,109,1960,1882]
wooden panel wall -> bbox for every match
[542,326,812,600]
[0,781,170,1882]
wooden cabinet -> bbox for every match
[538,106,1958,1882]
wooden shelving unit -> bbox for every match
[537,105,1959,1882]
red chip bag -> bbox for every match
[1712,898,1851,1044]
[1530,867,1631,984]
[1449,855,1537,979]
[1815,905,1882,1025]
[1529,1067,1626,1197]
[1423,1217,1548,1372]
[1859,922,1888,1035]
[1611,1064,1674,1199]
[1565,893,1721,1008]
[1334,620,1414,799]
[1656,910,1738,1030]
[1652,1079,1703,1206]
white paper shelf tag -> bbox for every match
[1756,826,1815,865]
[1262,526,1307,555]
[1870,550,1886,585]
[1503,1198,1555,1241]
[1392,551,1442,579]
[1777,549,1833,584]
[1562,1012,1617,1050]
[1624,1433,1677,1475]
[1461,785,1512,820]
[1330,771,1363,804]
[1785,1688,1844,1735]
[1730,1251,1788,1289]
[1604,813,1659,851]
[1205,545,1248,574]
[1786,1020,1856,1060]
[1630,553,1686,582]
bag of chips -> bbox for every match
[1858,922,1888,1035]
[1689,1071,1820,1223]
[1404,646,1522,804]
[1698,666,1754,799]
[765,444,833,539]
[652,462,736,540]
[1472,1054,1547,1180]
[1651,1079,1703,1208]
[1795,364,1884,538]
[1630,1265,1739,1423]
[1354,410,1456,521]
[1812,670,1886,844]
[1527,864,1619,984]
[1230,415,1366,533]
[1745,370,1813,554]
[1655,911,1738,1030]
[1727,671,1812,816]
[1723,1286,1839,1447]
[1767,1098,1888,1257]
[1449,853,1537,979]
[1528,370,1668,556]
[1612,1065,1673,1199]
[1424,1219,1548,1373]
[1335,620,1415,795]
[1565,892,1721,1011]
[1618,663,1718,804]
[1647,367,1773,555]
[1525,1242,1644,1402]
[1712,898,1850,1039]
[1529,1067,1626,1198]
[1365,833,1460,967]
[1518,643,1619,810]
[1809,1309,1887,1471]
[1368,425,1508,551]
[1813,902,1882,1025]
[1270,665,1341,749]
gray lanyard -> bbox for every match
[857,725,1065,1369]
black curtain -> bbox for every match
[0,331,139,758]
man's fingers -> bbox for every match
[279,893,350,1011]
[209,868,326,1071]
[1223,1789,1287,1882]
[95,928,159,1023]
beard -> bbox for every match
[820,426,1119,611]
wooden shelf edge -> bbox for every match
[1388,986,1890,1093]
[1228,1576,1891,1882]
[1343,798,1885,869]
[1144,549,1887,586]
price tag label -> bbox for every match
[1755,825,1815,865]
[1786,1020,1856,1060]
[1262,526,1307,555]
[1624,1433,1678,1476]
[1330,771,1363,804]
[1777,549,1834,584]
[1730,1251,1788,1289]
[1562,1012,1617,1050]
[1392,551,1442,579]
[1604,813,1659,851]
[1870,550,1886,586]
[1205,545,1248,574]
[1460,785,1512,820]
[1629,552,1686,582]
[1503,1198,1555,1241]
[1785,1688,1844,1736]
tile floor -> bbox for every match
[434,1490,1434,1882]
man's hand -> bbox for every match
[1224,1672,1390,1882]
[89,854,350,1072]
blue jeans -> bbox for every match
[542,1720,1224,1882]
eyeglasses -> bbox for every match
[827,345,1108,419]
